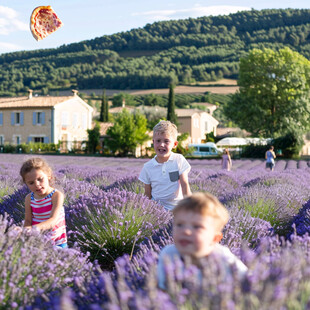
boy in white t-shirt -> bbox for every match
[139,120,191,210]
[157,192,248,289]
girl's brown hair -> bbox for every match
[20,157,54,185]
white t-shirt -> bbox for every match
[138,153,191,210]
[157,244,248,289]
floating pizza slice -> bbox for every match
[30,6,63,41]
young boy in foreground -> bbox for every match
[139,120,191,210]
[157,192,248,289]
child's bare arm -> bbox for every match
[33,191,64,231]
[24,194,32,228]
[180,171,191,196]
[144,184,152,199]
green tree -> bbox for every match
[112,93,137,107]
[144,93,164,106]
[225,47,310,137]
[167,84,178,125]
[174,132,193,156]
[139,106,166,130]
[87,122,101,153]
[273,131,304,158]
[100,89,109,122]
[106,110,149,156]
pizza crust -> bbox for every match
[30,6,63,41]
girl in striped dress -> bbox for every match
[20,157,67,248]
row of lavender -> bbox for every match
[0,159,310,309]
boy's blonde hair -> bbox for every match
[172,192,229,231]
[20,157,54,185]
[153,120,178,141]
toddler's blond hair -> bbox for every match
[173,192,229,231]
[153,120,178,141]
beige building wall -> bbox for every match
[301,140,310,156]
[178,117,192,136]
[0,95,93,147]
[54,98,92,145]
[200,113,219,136]
[0,108,51,144]
[178,114,202,144]
[191,114,202,143]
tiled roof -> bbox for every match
[97,122,114,136]
[176,108,218,122]
[0,96,80,108]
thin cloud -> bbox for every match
[132,5,251,21]
[0,6,28,35]
[0,42,23,53]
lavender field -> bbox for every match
[1,154,310,309]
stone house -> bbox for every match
[0,90,93,151]
[176,108,219,144]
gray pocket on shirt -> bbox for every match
[169,170,179,182]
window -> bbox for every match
[11,112,24,125]
[37,112,42,124]
[62,112,69,127]
[33,112,45,125]
[200,147,210,152]
[0,136,4,145]
[0,113,3,126]
[16,113,20,124]
[72,113,78,129]
[193,118,199,128]
[82,113,87,129]
[16,136,21,145]
[34,137,44,143]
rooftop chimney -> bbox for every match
[28,89,33,99]
[72,89,79,97]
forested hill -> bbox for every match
[2,8,310,96]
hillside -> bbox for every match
[1,8,310,96]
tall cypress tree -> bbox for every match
[100,89,108,122]
[167,84,178,125]
[104,90,109,122]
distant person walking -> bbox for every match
[265,146,276,171]
[221,149,232,171]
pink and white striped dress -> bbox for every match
[31,189,67,246]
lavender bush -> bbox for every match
[66,188,171,270]
[0,215,95,309]
[31,234,310,310]
[106,176,145,194]
[287,198,310,238]
[0,186,29,224]
[0,157,309,309]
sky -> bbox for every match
[0,0,310,55]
